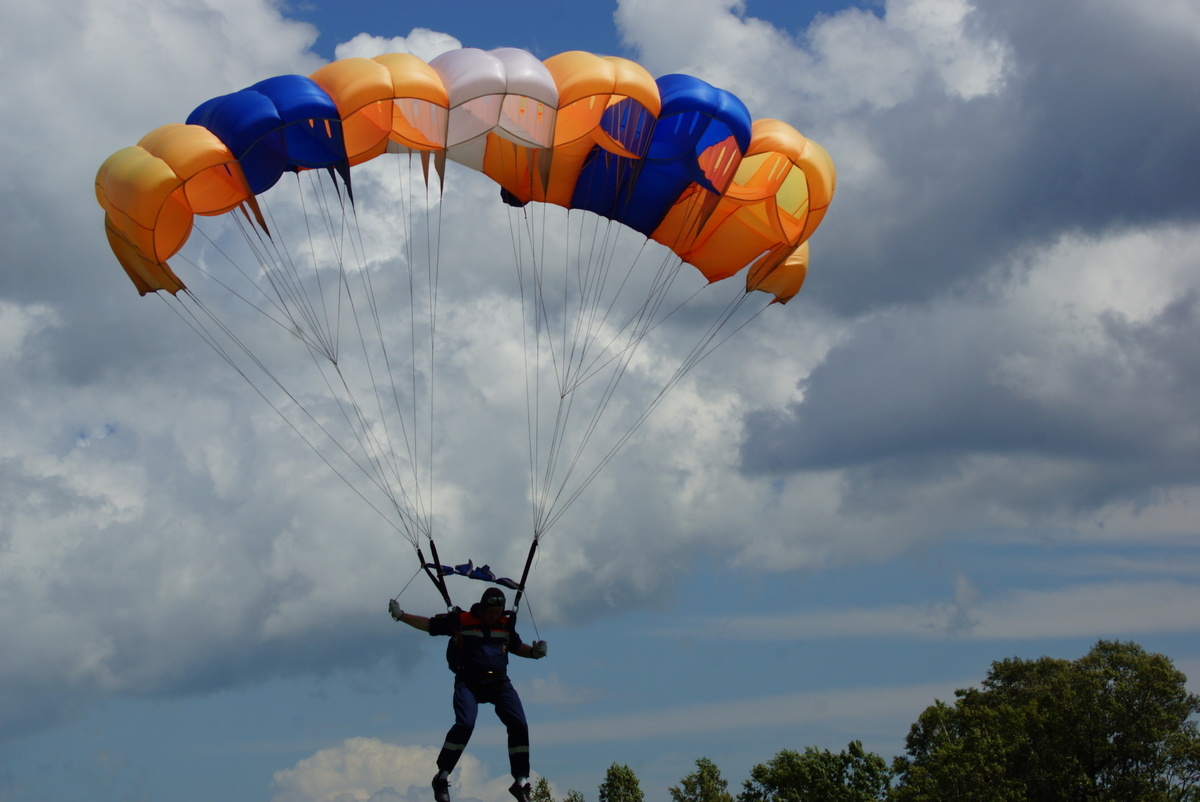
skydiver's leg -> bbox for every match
[437,677,479,774]
[492,680,530,779]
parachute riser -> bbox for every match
[417,544,454,609]
[511,538,539,615]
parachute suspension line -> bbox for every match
[257,178,337,361]
[317,161,455,549]
[376,150,445,590]
[411,153,451,603]
[391,561,426,603]
[296,169,343,361]
[508,202,548,538]
[377,151,431,543]
[226,207,329,355]
[528,241,771,537]
[178,228,319,341]
[343,154,429,543]
[383,152,430,544]
[536,204,590,532]
[337,180,417,531]
[508,202,665,538]
[538,208,614,525]
[157,290,407,537]
[426,156,446,546]
[520,205,593,537]
[531,218,666,535]
[503,177,782,540]
[562,212,619,393]
[533,262,655,532]
[560,288,766,516]
[287,169,432,548]
[178,172,446,549]
[301,336,427,544]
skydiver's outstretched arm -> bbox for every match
[388,600,431,631]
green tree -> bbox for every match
[564,791,586,802]
[893,640,1200,801]
[670,757,733,802]
[738,741,891,802]
[598,763,644,802]
[531,777,555,802]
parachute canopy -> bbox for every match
[97,47,835,304]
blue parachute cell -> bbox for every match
[186,75,348,195]
[570,74,753,236]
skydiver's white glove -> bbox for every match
[531,640,547,659]
[389,599,403,621]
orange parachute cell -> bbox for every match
[663,118,836,285]
[96,123,252,294]
[746,240,808,304]
[309,54,449,165]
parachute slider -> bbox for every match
[423,560,522,590]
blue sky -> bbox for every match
[3,0,1200,800]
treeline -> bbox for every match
[533,640,1200,802]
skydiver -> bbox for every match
[389,587,547,802]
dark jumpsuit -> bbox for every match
[428,605,530,779]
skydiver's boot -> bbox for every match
[508,778,531,802]
[432,773,451,802]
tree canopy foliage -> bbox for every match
[532,777,555,802]
[892,640,1200,801]
[739,741,892,802]
[599,763,645,802]
[670,757,734,802]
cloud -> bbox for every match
[665,579,1200,641]
[334,29,462,62]
[616,0,1011,118]
[737,223,1200,557]
[270,739,514,802]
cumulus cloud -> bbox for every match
[617,0,1011,117]
[738,224,1200,561]
[270,739,512,802]
[334,29,462,61]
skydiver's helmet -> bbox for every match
[481,587,506,609]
